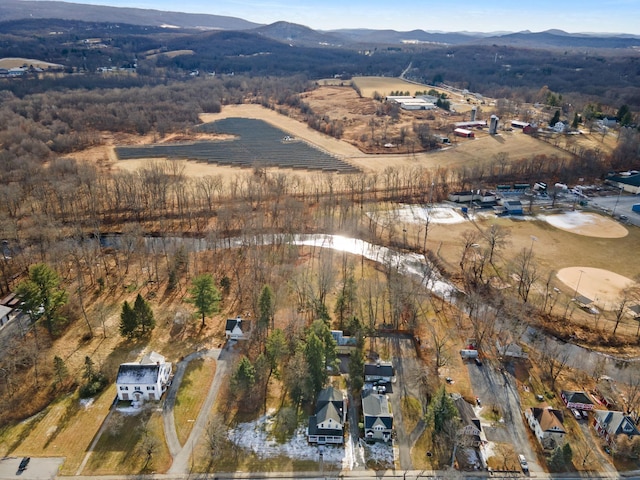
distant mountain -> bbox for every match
[0,0,261,30]
[2,1,639,50]
[330,28,483,45]
[476,30,640,49]
[251,22,345,47]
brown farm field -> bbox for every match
[0,57,64,69]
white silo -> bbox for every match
[470,106,477,122]
[489,115,499,134]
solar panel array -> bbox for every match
[116,117,360,173]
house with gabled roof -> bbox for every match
[561,390,594,411]
[362,389,393,443]
[225,315,250,340]
[307,386,346,445]
[452,394,485,470]
[593,410,640,446]
[116,351,172,402]
[364,361,394,384]
[525,407,566,450]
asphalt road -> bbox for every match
[0,456,63,480]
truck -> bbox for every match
[460,349,479,359]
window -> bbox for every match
[147,386,155,391]
[120,386,128,391]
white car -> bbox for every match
[571,409,582,420]
[518,454,529,472]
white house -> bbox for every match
[307,387,346,445]
[116,351,172,402]
[525,407,566,450]
[225,316,250,340]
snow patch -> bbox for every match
[229,414,353,469]
[543,210,596,230]
[79,398,94,409]
[368,204,468,225]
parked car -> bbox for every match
[580,410,589,420]
[571,409,582,420]
[17,457,30,473]
[518,454,529,472]
[474,357,483,366]
[476,396,482,407]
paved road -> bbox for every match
[166,347,229,474]
[0,456,63,480]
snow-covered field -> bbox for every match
[542,210,597,230]
[368,204,467,225]
[228,414,393,470]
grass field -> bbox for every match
[0,57,64,69]
[145,49,194,59]
[174,357,217,445]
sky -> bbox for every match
[62,0,640,35]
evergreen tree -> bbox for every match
[83,355,96,383]
[305,332,326,400]
[186,274,221,327]
[232,356,256,398]
[348,332,365,392]
[53,355,68,386]
[550,110,561,126]
[119,300,137,338]
[425,385,458,434]
[16,263,68,336]
[258,285,274,332]
[265,328,287,377]
[133,294,155,335]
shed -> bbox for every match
[504,200,523,215]
[561,390,594,411]
[454,128,474,138]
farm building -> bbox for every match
[523,124,538,134]
[116,351,172,402]
[454,128,474,138]
[511,120,530,129]
[385,96,436,110]
[605,171,640,194]
[454,121,487,129]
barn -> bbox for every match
[454,128,474,138]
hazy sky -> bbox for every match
[66,0,640,35]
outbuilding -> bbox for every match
[454,128,474,138]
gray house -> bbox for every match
[362,389,393,443]
[364,361,395,383]
[307,387,346,445]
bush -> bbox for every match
[79,373,108,398]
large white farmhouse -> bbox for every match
[116,351,172,402]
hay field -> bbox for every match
[0,57,63,69]
[145,50,194,59]
[352,76,426,97]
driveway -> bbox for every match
[384,334,425,470]
[164,347,229,474]
[466,359,541,474]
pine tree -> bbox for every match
[186,274,221,327]
[53,355,68,386]
[134,294,155,336]
[119,300,137,338]
[258,285,274,332]
[305,332,326,400]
